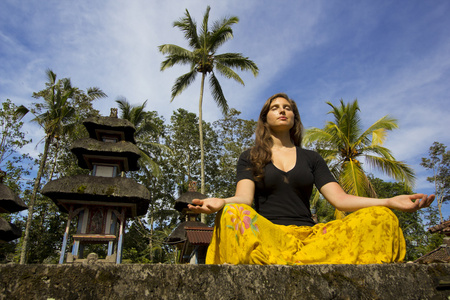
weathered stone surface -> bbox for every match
[0,264,449,299]
[41,175,150,217]
[70,138,141,171]
[83,116,136,143]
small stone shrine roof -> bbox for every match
[41,175,150,217]
[83,116,136,144]
[0,183,28,213]
[166,221,209,244]
[0,218,22,242]
[71,138,141,171]
[174,191,207,212]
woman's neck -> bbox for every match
[271,132,294,149]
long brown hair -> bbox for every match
[249,93,303,181]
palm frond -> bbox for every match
[357,115,398,146]
[159,45,195,70]
[138,150,162,178]
[215,53,259,76]
[45,69,57,86]
[209,19,237,52]
[211,16,239,34]
[131,100,148,128]
[138,141,173,156]
[116,98,132,120]
[158,44,192,56]
[364,154,415,187]
[86,87,107,99]
[339,159,372,197]
[208,73,228,114]
[214,63,244,85]
[173,9,200,49]
[310,188,321,209]
[170,70,197,101]
[199,6,211,45]
[327,100,362,144]
[303,127,335,146]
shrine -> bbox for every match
[41,110,150,264]
[166,182,213,264]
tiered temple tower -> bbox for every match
[42,110,150,264]
[0,170,28,243]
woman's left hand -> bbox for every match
[387,194,435,212]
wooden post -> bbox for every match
[59,207,73,264]
[115,208,126,264]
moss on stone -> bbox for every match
[77,185,87,194]
[105,186,116,196]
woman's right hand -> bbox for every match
[188,198,226,214]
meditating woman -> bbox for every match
[188,93,434,265]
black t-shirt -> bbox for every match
[236,147,337,226]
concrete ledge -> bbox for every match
[1,263,449,299]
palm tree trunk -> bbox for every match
[48,140,59,181]
[149,182,155,262]
[198,73,206,224]
[19,135,51,264]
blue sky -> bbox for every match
[1,0,449,218]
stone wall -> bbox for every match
[1,263,449,299]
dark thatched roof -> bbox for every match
[83,116,136,143]
[174,191,207,212]
[41,175,150,217]
[165,221,209,244]
[429,220,450,236]
[414,238,450,264]
[0,217,22,242]
[0,184,27,213]
[71,138,141,171]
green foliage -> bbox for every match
[420,205,444,255]
[314,196,336,223]
[212,109,256,198]
[369,175,429,261]
[116,98,171,177]
[304,99,415,218]
[0,99,33,194]
[421,141,450,223]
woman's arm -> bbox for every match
[188,179,255,214]
[319,182,435,213]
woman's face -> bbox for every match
[265,97,295,132]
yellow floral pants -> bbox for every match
[206,204,406,265]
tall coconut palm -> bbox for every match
[159,6,259,216]
[17,69,106,264]
[116,98,171,177]
[303,99,415,218]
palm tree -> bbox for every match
[17,69,106,264]
[159,6,259,214]
[115,97,171,177]
[303,99,415,218]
